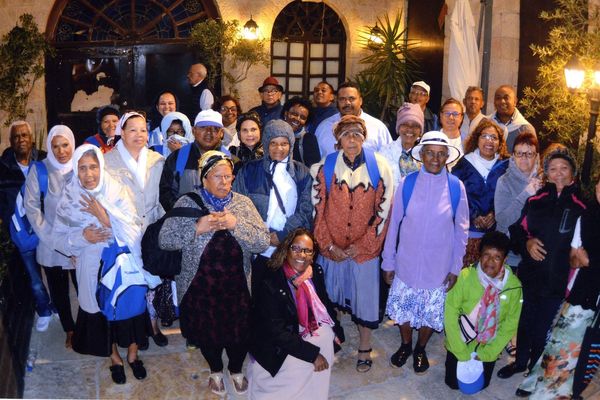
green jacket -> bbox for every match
[444,266,522,362]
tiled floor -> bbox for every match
[24,313,600,399]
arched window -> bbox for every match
[271,1,346,99]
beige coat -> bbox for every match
[23,159,73,268]
[104,148,165,229]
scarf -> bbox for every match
[200,187,233,212]
[282,262,334,338]
[46,125,75,175]
[159,111,194,158]
[475,262,508,344]
[465,149,499,180]
[116,139,148,190]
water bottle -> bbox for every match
[26,349,37,372]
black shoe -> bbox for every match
[497,362,527,379]
[390,344,412,368]
[151,331,168,347]
[515,388,532,398]
[413,348,429,374]
[128,359,147,380]
[138,341,149,351]
[109,364,126,384]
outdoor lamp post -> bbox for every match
[564,57,600,185]
[243,16,259,40]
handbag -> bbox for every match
[153,278,179,326]
[459,313,477,344]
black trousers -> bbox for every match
[199,343,247,373]
[251,254,270,296]
[444,351,495,390]
[514,290,562,370]
[43,266,77,332]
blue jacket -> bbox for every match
[451,156,509,235]
[232,157,313,241]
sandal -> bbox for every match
[228,371,248,395]
[208,372,226,396]
[356,348,373,373]
[505,342,517,357]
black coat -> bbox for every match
[510,182,586,298]
[249,264,344,377]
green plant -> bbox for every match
[189,19,269,96]
[0,14,53,126]
[352,11,419,124]
[521,0,600,150]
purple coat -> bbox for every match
[381,167,469,289]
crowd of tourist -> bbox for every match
[0,62,598,399]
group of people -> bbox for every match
[0,63,598,399]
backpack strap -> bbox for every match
[183,191,209,214]
[175,144,192,178]
[31,161,48,213]
[323,152,338,194]
[401,170,418,219]
[363,148,381,190]
[447,173,461,221]
[85,134,101,147]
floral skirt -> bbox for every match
[386,278,445,331]
[519,303,595,399]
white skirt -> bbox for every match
[248,324,335,400]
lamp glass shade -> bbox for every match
[243,17,259,40]
[565,67,585,90]
[594,70,600,86]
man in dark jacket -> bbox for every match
[249,77,284,126]
[0,121,46,228]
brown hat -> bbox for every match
[258,76,284,93]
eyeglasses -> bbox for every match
[167,129,185,136]
[514,151,536,159]
[261,88,279,94]
[290,245,314,255]
[480,133,500,142]
[209,174,234,182]
[220,106,237,113]
[410,90,428,97]
[269,141,290,148]
[339,130,365,140]
[287,111,308,121]
[422,150,449,159]
[442,111,462,118]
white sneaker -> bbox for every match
[36,315,52,332]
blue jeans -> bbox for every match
[19,250,53,317]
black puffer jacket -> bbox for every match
[510,182,586,298]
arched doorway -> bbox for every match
[271,1,346,100]
[45,0,219,140]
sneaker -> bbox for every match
[36,315,52,332]
[390,344,412,368]
[413,348,429,374]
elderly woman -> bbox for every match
[248,228,344,399]
[84,105,120,153]
[452,119,509,266]
[382,131,468,374]
[310,114,393,372]
[444,231,522,392]
[147,91,178,150]
[24,125,76,347]
[229,111,264,164]
[494,131,541,269]
[497,147,587,380]
[516,178,600,398]
[104,112,166,347]
[53,144,152,384]
[150,111,193,158]
[379,102,424,191]
[281,96,320,167]
[159,151,269,396]
[232,119,313,295]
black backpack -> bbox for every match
[142,191,208,276]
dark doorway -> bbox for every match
[406,0,446,113]
[45,0,219,142]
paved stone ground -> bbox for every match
[23,306,600,399]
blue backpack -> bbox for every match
[96,241,148,321]
[323,148,381,194]
[393,170,462,250]
[9,162,48,253]
[175,144,232,178]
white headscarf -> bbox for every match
[115,112,149,189]
[46,125,75,175]
[159,111,193,157]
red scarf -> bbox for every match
[283,262,319,335]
